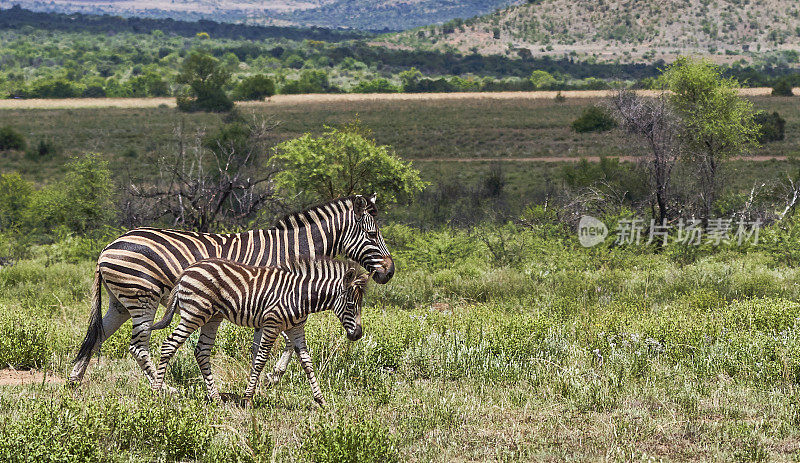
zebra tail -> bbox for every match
[151,285,179,331]
[73,266,103,364]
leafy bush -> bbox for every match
[24,153,116,236]
[302,420,397,463]
[571,105,618,133]
[177,88,233,113]
[351,78,399,93]
[0,395,216,462]
[772,78,794,96]
[233,75,276,101]
[281,70,334,94]
[0,173,32,231]
[0,126,26,151]
[754,111,785,142]
[25,139,58,161]
[23,79,81,98]
[0,308,50,369]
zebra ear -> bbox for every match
[353,195,368,216]
[369,193,377,205]
[344,267,358,287]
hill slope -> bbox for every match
[385,0,800,63]
[0,0,520,30]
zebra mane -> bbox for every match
[278,256,363,280]
[272,195,377,230]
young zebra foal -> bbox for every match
[149,257,368,406]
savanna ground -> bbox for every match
[1,92,799,221]
[2,95,800,461]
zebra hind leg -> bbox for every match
[242,327,280,405]
[265,330,293,386]
[69,296,130,383]
[152,314,205,392]
[288,326,326,407]
[128,300,162,386]
[194,315,223,401]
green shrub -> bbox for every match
[772,78,794,96]
[571,105,618,133]
[0,308,50,369]
[0,395,217,462]
[24,153,116,236]
[25,139,58,161]
[351,78,399,93]
[281,70,334,94]
[0,173,33,230]
[754,111,785,142]
[0,126,26,151]
[302,420,397,463]
[177,88,234,113]
[233,75,276,101]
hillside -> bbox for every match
[0,0,520,30]
[385,0,800,64]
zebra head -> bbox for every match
[333,264,368,341]
[341,194,395,285]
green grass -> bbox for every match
[3,226,800,460]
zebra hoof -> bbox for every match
[314,397,327,408]
[219,392,242,404]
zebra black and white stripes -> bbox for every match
[70,194,393,385]
[150,257,368,405]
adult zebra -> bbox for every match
[70,194,394,385]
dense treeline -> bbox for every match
[0,6,798,100]
[0,5,369,42]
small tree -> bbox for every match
[176,52,233,113]
[663,57,760,220]
[529,70,557,89]
[608,90,682,223]
[772,78,794,96]
[234,75,276,101]
[125,116,280,232]
[754,111,786,142]
[272,122,425,205]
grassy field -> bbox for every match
[2,94,800,461]
[0,94,798,187]
[3,225,800,460]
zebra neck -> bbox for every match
[250,215,344,266]
[303,278,342,315]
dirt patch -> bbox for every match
[0,369,65,386]
[413,155,789,163]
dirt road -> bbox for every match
[413,155,791,163]
[0,87,788,109]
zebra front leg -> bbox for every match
[242,327,279,404]
[194,316,223,401]
[152,317,203,392]
[288,326,326,407]
[265,330,293,386]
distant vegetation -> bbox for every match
[390,0,800,66]
[0,5,369,41]
[6,0,518,31]
[2,7,798,100]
